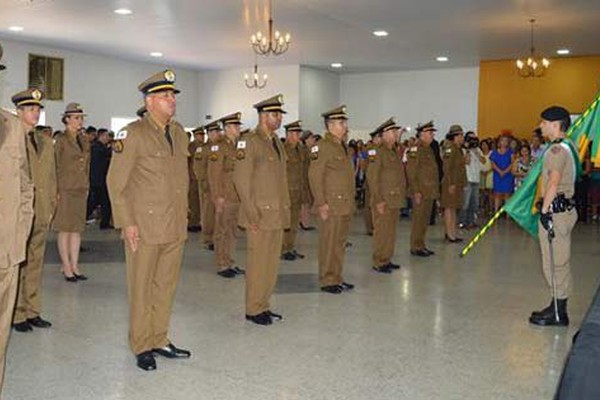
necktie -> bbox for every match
[165,125,173,153]
[271,136,281,160]
[29,131,38,153]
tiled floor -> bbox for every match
[4,216,600,400]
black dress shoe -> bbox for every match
[292,250,305,259]
[187,225,201,232]
[232,266,245,275]
[299,223,316,231]
[27,316,52,328]
[373,265,393,274]
[153,343,192,359]
[424,248,435,255]
[387,262,401,270]
[217,269,237,278]
[267,310,283,321]
[281,252,296,261]
[74,273,88,281]
[13,321,33,332]
[245,312,272,325]
[321,285,343,294]
[136,351,157,371]
[64,275,78,282]
[529,299,569,327]
[205,243,215,251]
[340,282,355,291]
[410,249,430,257]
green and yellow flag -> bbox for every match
[461,93,600,257]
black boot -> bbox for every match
[529,298,569,327]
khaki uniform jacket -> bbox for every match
[0,109,34,267]
[366,143,407,209]
[299,143,312,204]
[207,136,240,204]
[233,126,291,230]
[542,140,576,198]
[54,130,90,193]
[308,132,356,216]
[192,141,211,192]
[284,141,305,205]
[107,115,189,245]
[406,141,440,199]
[441,141,467,190]
[188,140,202,180]
[26,130,57,226]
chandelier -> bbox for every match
[516,19,550,78]
[244,63,267,89]
[250,0,291,56]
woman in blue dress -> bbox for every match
[489,135,515,212]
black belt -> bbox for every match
[550,194,575,214]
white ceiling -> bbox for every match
[1,0,599,73]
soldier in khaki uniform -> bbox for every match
[440,124,466,243]
[107,70,191,371]
[208,113,245,278]
[281,120,307,261]
[308,106,356,294]
[0,45,35,393]
[187,127,205,232]
[194,122,220,250]
[54,103,91,281]
[11,89,57,332]
[366,118,407,273]
[406,121,440,257]
[363,132,382,235]
[530,106,578,327]
[233,95,290,325]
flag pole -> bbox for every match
[459,206,505,257]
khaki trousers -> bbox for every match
[282,200,301,253]
[214,202,239,270]
[318,214,351,287]
[539,209,577,299]
[188,178,201,227]
[410,198,434,251]
[0,265,18,393]
[124,239,184,355]
[245,229,282,316]
[14,221,50,323]
[372,207,399,266]
[363,185,373,234]
[200,183,215,245]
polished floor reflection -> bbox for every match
[4,217,600,400]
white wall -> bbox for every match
[0,38,200,130]
[198,65,300,135]
[340,67,479,141]
[299,66,340,133]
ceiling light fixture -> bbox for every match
[516,19,550,78]
[150,52,163,58]
[250,0,291,56]
[331,63,343,68]
[244,62,268,89]
[114,8,133,15]
[373,30,389,37]
[556,48,570,55]
[9,26,24,32]
[436,56,448,62]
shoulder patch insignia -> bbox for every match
[209,153,219,161]
[237,140,247,149]
[115,130,128,140]
[113,140,124,153]
[236,149,246,160]
[550,146,563,155]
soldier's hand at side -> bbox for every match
[449,185,456,195]
[414,193,422,206]
[124,225,140,253]
[318,204,329,221]
[249,224,259,233]
[376,202,386,215]
[215,197,225,214]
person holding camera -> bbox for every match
[459,131,485,229]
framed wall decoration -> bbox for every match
[28,54,64,100]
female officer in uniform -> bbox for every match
[54,103,90,282]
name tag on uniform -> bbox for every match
[310,145,319,160]
[237,140,246,149]
[211,145,219,152]
[115,130,128,140]
[311,146,319,153]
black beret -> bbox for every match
[541,106,570,122]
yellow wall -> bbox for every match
[478,56,600,138]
